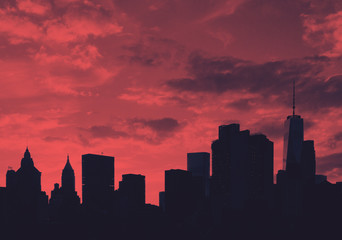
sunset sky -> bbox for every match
[1,0,342,205]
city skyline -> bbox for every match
[0,122,338,240]
[0,0,342,205]
[0,111,328,207]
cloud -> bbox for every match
[166,53,342,113]
[0,0,123,45]
[328,131,342,149]
[317,152,342,173]
[134,117,181,133]
[84,118,183,144]
[0,9,43,44]
[335,132,342,142]
[226,98,254,111]
[253,119,284,140]
[120,36,185,67]
[17,0,50,15]
[43,136,68,142]
[129,117,184,144]
[88,125,128,139]
[199,0,247,22]
[115,0,245,26]
[44,10,122,44]
[301,1,342,56]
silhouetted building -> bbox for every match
[6,169,16,190]
[283,115,303,171]
[248,134,274,208]
[212,124,248,211]
[49,156,80,222]
[313,180,340,219]
[118,174,145,215]
[315,175,327,184]
[280,115,304,217]
[62,155,75,193]
[159,191,165,212]
[301,140,315,187]
[187,152,210,197]
[164,169,193,219]
[5,148,48,223]
[0,187,7,224]
[278,84,316,217]
[82,154,114,213]
[211,124,274,218]
[16,148,42,194]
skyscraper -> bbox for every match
[278,80,316,217]
[5,148,48,222]
[119,174,145,209]
[301,140,315,186]
[283,79,303,172]
[49,156,80,222]
[211,124,250,210]
[283,115,303,171]
[211,124,274,212]
[164,169,193,218]
[248,134,274,206]
[187,152,210,197]
[61,155,75,193]
[16,147,42,194]
[82,154,114,212]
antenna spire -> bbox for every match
[292,79,295,115]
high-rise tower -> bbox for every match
[6,148,48,222]
[283,80,303,171]
[49,155,80,222]
[82,153,114,211]
[62,155,75,193]
[278,80,316,217]
[212,124,275,210]
[187,152,210,197]
[16,147,42,194]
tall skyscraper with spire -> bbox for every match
[277,79,316,217]
[49,155,80,222]
[283,79,303,171]
[61,155,75,193]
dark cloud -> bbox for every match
[78,134,90,146]
[128,117,184,144]
[328,131,342,149]
[167,53,313,94]
[43,136,68,142]
[0,0,15,9]
[317,152,342,173]
[83,118,183,145]
[120,36,185,67]
[335,132,342,142]
[89,125,128,139]
[132,117,181,133]
[166,53,342,112]
[227,98,254,110]
[114,0,238,27]
[304,120,315,131]
[254,120,284,140]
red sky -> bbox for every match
[0,0,342,205]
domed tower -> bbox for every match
[16,147,41,193]
[61,155,75,193]
[21,147,34,168]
